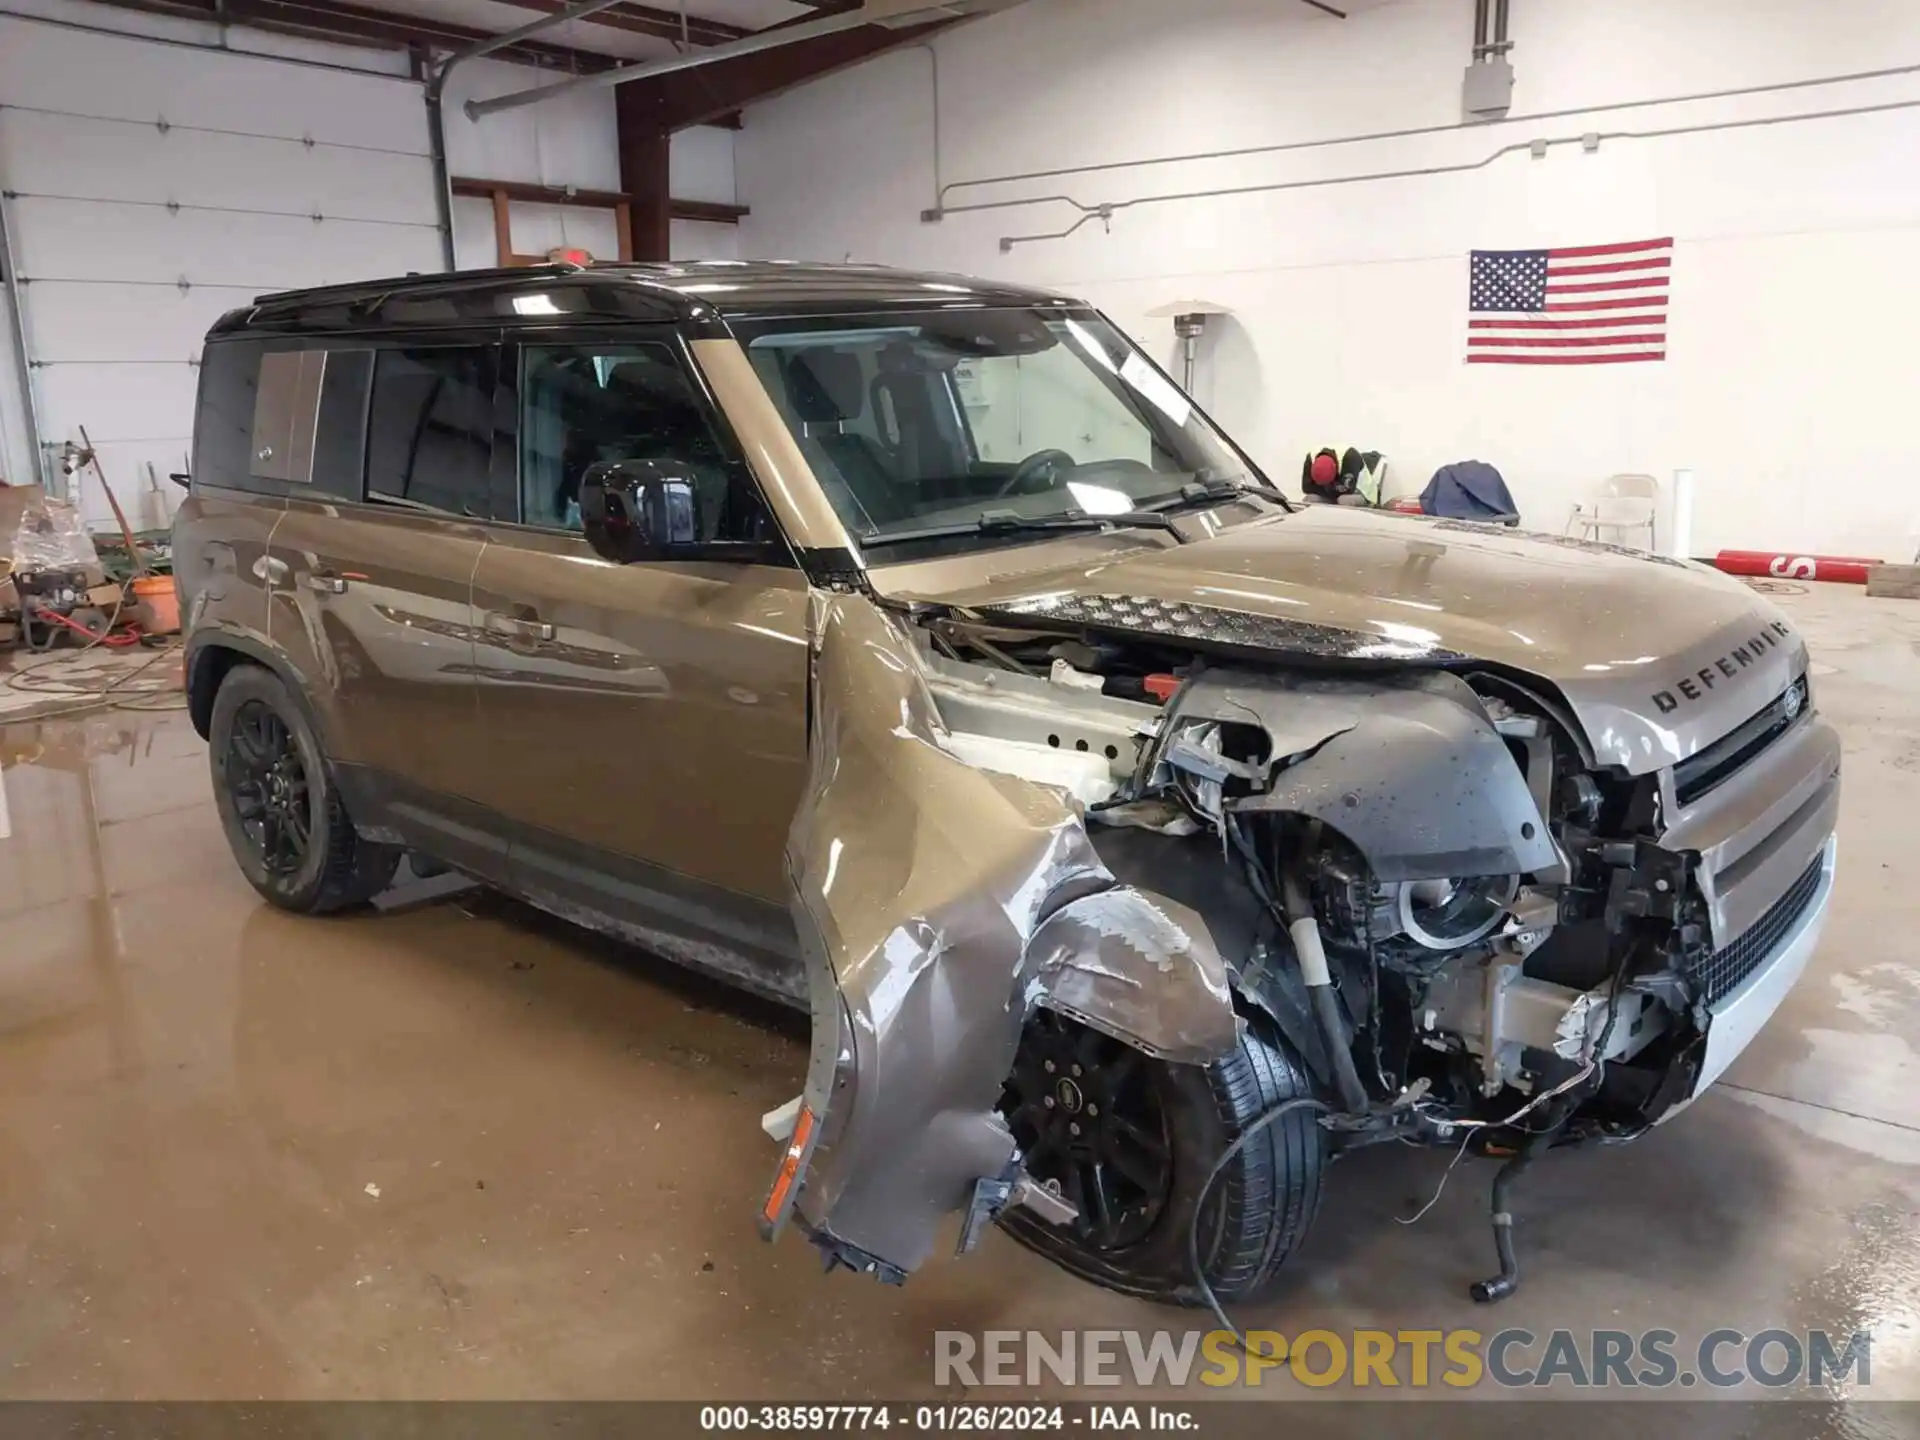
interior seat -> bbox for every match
[783,350,912,530]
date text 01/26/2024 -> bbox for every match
[699,1406,1190,1432]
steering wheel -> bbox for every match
[995,448,1076,498]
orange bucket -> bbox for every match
[130,573,180,635]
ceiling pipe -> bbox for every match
[463,0,995,120]
[423,0,635,269]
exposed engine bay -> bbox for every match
[914,606,1720,1153]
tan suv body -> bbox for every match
[176,262,1839,1305]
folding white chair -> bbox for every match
[1570,473,1658,550]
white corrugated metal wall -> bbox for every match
[0,5,439,529]
[0,0,740,530]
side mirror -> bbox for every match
[579,459,699,563]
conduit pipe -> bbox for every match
[993,95,1920,252]
[928,60,1920,218]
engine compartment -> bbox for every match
[912,607,1721,1147]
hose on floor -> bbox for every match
[3,569,187,721]
[1186,1096,1332,1352]
[2,641,184,721]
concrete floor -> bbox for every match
[1,583,1917,1404]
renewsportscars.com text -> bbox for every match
[934,1328,1872,1391]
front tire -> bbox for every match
[998,1009,1326,1304]
[208,664,399,913]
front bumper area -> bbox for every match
[1672,833,1837,1109]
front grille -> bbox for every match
[1674,674,1810,807]
[1688,852,1824,1005]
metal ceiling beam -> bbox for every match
[612,7,957,260]
[449,175,749,222]
[617,13,956,130]
[76,0,620,69]
[488,0,750,47]
[467,1,988,119]
[427,0,632,66]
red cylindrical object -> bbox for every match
[1714,551,1881,585]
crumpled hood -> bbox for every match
[882,505,1807,775]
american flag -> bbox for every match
[1467,236,1671,365]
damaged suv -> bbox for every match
[176,261,1839,1307]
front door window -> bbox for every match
[518,342,772,544]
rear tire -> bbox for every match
[999,1009,1326,1305]
[209,664,399,914]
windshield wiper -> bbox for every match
[859,507,1185,550]
[1151,476,1295,512]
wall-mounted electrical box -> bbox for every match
[1463,57,1514,120]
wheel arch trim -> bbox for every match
[186,627,329,748]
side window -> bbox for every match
[195,341,354,495]
[366,347,498,518]
[518,342,774,545]
[193,341,262,491]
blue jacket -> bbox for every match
[1421,461,1519,524]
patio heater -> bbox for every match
[1147,299,1232,392]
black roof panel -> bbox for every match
[215,261,1082,336]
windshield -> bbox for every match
[731,308,1266,549]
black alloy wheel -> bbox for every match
[997,1007,1327,1305]
[1001,1008,1175,1252]
[225,699,312,875]
[207,663,399,913]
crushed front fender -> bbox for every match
[762,595,1240,1279]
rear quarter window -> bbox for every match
[193,340,262,493]
[192,339,370,501]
